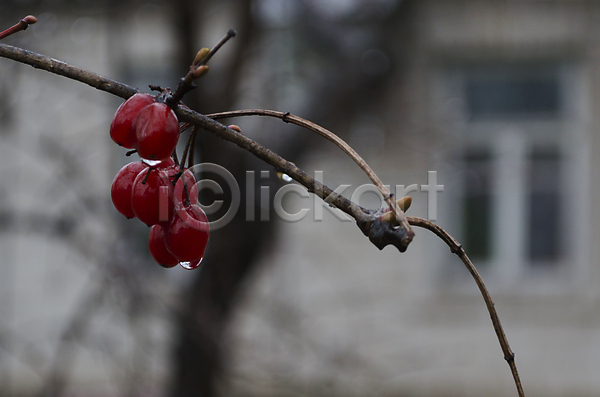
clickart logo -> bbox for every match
[170,164,443,230]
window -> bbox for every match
[527,147,562,264]
[465,65,560,118]
[462,149,493,261]
[438,62,587,290]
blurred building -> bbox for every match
[0,0,599,396]
[224,1,600,397]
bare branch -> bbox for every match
[175,107,369,221]
[0,43,414,251]
[207,109,414,241]
[166,29,237,108]
[0,43,137,99]
[407,217,525,397]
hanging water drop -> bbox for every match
[277,172,293,182]
[142,159,163,167]
[180,257,203,270]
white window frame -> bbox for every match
[432,63,591,296]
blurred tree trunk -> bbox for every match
[168,0,416,395]
[168,1,273,396]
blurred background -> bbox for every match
[1,0,599,396]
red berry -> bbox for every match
[131,164,197,227]
[110,93,156,148]
[148,225,179,268]
[164,204,209,262]
[132,103,180,161]
[110,161,148,219]
[131,164,178,226]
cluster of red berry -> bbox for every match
[109,93,209,269]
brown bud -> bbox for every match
[380,196,412,223]
[192,65,209,79]
[228,124,242,133]
[397,196,412,212]
[194,48,210,65]
[22,15,37,25]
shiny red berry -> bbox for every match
[164,204,209,262]
[110,93,156,148]
[131,164,178,227]
[132,103,180,161]
[110,161,148,219]
[148,225,179,268]
[131,164,197,226]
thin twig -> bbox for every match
[0,15,37,40]
[0,43,137,98]
[0,43,385,242]
[198,29,237,66]
[180,125,198,170]
[206,109,414,241]
[407,216,525,397]
[187,127,198,169]
[166,29,237,108]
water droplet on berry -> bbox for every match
[142,159,163,167]
[180,258,203,270]
[277,172,293,182]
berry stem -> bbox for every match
[180,125,199,169]
[0,15,37,41]
[181,172,191,207]
[187,128,197,169]
[141,167,152,185]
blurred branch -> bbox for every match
[40,280,106,397]
[0,323,44,381]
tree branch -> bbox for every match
[407,217,525,397]
[0,43,137,98]
[0,42,413,251]
[206,109,414,240]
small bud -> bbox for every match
[193,65,209,79]
[397,196,412,212]
[22,15,37,25]
[228,124,242,133]
[380,196,412,223]
[194,48,210,65]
